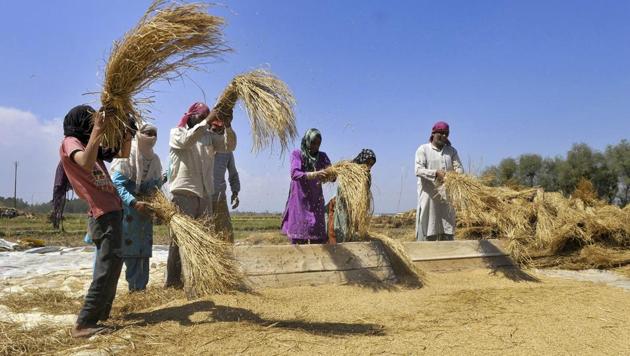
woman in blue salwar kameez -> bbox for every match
[110,123,163,291]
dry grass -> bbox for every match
[113,287,187,316]
[1,290,82,315]
[100,0,230,147]
[443,172,630,268]
[0,321,78,356]
[368,232,425,287]
[9,269,630,355]
[149,192,242,297]
[214,69,298,153]
[323,161,373,240]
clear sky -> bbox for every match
[1,0,629,213]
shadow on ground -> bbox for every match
[124,300,385,336]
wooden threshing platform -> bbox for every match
[235,239,513,288]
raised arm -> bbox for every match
[169,120,209,150]
[72,112,105,172]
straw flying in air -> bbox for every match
[99,0,231,148]
[214,69,298,153]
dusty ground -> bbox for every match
[2,262,630,355]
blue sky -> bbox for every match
[1,0,629,213]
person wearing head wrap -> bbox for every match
[51,112,134,230]
[325,149,376,244]
[281,128,332,244]
[210,126,240,243]
[109,123,162,291]
[415,121,464,241]
[59,104,133,338]
[165,102,236,292]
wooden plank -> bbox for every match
[244,267,396,289]
[414,255,515,272]
[403,239,508,261]
[235,242,390,276]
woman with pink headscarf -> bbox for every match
[415,121,464,241]
[165,102,235,294]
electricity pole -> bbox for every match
[13,161,18,209]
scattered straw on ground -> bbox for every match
[1,289,82,315]
[214,69,297,153]
[6,269,630,355]
[0,321,79,356]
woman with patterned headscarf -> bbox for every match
[326,149,376,243]
[281,128,332,244]
[415,121,464,241]
[110,123,163,291]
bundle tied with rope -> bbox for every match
[148,192,242,296]
[98,0,231,148]
[214,69,298,153]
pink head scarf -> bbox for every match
[429,121,451,146]
[177,102,210,128]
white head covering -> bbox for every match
[111,123,162,192]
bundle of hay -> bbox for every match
[323,161,373,240]
[442,172,630,267]
[214,69,297,153]
[149,192,241,296]
[100,0,230,147]
[322,161,424,286]
[443,172,537,262]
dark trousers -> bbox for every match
[77,210,123,326]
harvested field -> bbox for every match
[2,267,629,355]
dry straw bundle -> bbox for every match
[214,69,298,153]
[442,172,630,267]
[149,192,241,296]
[99,0,230,147]
[369,232,425,287]
[323,161,373,240]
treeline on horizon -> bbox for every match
[0,196,88,214]
[482,139,629,207]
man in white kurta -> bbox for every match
[165,102,235,291]
[415,121,463,241]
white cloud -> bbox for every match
[0,107,63,204]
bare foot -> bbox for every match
[71,324,109,338]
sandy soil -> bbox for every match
[2,263,630,355]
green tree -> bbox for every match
[517,154,543,187]
[605,139,630,206]
[538,157,563,192]
[559,143,595,194]
[497,158,518,185]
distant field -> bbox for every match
[0,213,285,247]
[0,212,416,248]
